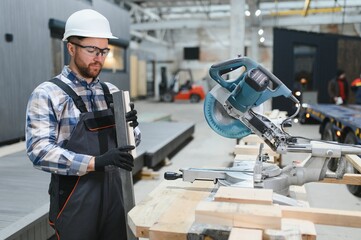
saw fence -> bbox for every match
[128,131,361,240]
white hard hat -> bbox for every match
[62,9,118,41]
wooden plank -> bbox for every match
[266,218,317,240]
[239,134,265,145]
[228,228,262,240]
[289,185,309,204]
[196,201,361,229]
[320,173,361,185]
[234,145,279,157]
[195,201,282,230]
[281,219,317,240]
[214,186,273,205]
[345,154,361,172]
[281,205,361,228]
[148,187,213,240]
[128,180,215,238]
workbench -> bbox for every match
[128,176,361,240]
[128,134,361,240]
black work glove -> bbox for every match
[94,145,135,171]
[126,102,139,128]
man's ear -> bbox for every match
[67,42,75,57]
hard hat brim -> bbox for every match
[62,30,118,41]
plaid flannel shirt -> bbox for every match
[26,66,122,176]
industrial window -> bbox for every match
[184,47,200,60]
[103,45,125,72]
[51,38,65,75]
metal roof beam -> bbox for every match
[131,19,229,31]
[131,13,361,31]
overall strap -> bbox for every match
[99,82,113,109]
[49,78,88,113]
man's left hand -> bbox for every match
[126,102,138,128]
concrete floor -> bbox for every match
[1,99,361,239]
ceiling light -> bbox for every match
[260,37,265,43]
[245,10,251,16]
[258,29,264,35]
[255,9,261,16]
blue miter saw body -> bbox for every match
[204,56,295,139]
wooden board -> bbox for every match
[195,201,361,229]
[289,185,308,203]
[281,218,317,240]
[345,154,361,172]
[128,180,215,238]
[239,134,265,145]
[264,218,316,240]
[195,201,282,230]
[281,205,361,228]
[149,189,212,240]
[234,144,279,157]
[214,186,273,205]
[228,228,262,240]
[320,173,361,185]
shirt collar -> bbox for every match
[62,66,100,86]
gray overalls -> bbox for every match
[47,78,127,240]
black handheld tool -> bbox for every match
[164,172,183,180]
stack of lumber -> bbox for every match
[128,114,361,239]
[128,178,361,240]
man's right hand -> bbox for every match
[94,145,135,171]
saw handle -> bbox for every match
[164,171,183,180]
[209,57,258,91]
[209,56,298,106]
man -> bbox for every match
[25,9,140,240]
[328,69,349,104]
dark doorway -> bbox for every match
[273,28,361,114]
[273,28,337,114]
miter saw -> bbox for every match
[164,56,361,205]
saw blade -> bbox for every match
[203,92,251,139]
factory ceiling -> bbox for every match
[120,0,361,45]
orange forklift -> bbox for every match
[159,68,205,103]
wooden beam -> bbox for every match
[234,145,279,157]
[195,201,282,230]
[345,154,361,172]
[320,174,361,185]
[239,134,265,145]
[128,180,214,238]
[282,218,316,240]
[149,193,209,240]
[195,201,361,229]
[229,228,262,240]
[281,205,361,228]
[214,186,273,205]
[265,218,316,240]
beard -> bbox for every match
[74,57,103,79]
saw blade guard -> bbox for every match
[204,56,298,139]
[204,92,252,138]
